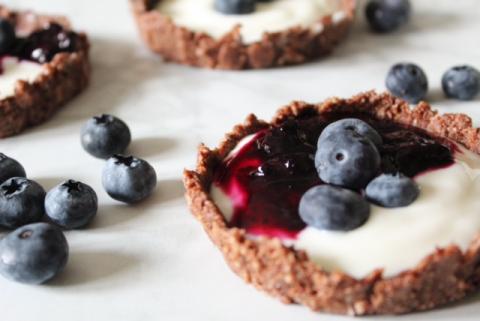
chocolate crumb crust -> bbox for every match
[183,91,480,315]
[0,6,90,138]
[130,0,355,70]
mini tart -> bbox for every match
[130,0,355,70]
[0,6,89,138]
[183,91,480,316]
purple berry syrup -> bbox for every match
[0,23,80,74]
[213,113,455,240]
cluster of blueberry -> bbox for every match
[81,114,157,204]
[0,19,79,63]
[214,0,274,15]
[299,119,419,231]
[364,1,480,104]
[386,63,480,104]
[0,115,156,285]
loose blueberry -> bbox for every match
[44,180,98,229]
[319,118,383,148]
[366,0,411,33]
[102,155,157,203]
[366,173,419,208]
[0,178,45,229]
[0,19,16,55]
[299,185,370,231]
[442,65,480,101]
[386,63,428,103]
[0,153,26,184]
[0,223,68,284]
[315,131,381,189]
[214,0,256,15]
[81,114,131,159]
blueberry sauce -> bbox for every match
[213,113,455,239]
[0,23,80,72]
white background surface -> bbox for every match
[0,0,479,320]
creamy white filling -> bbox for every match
[157,0,344,43]
[0,57,43,100]
[211,136,480,278]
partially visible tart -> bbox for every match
[130,0,355,69]
[183,91,480,315]
[0,6,89,138]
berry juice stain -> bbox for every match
[213,114,455,240]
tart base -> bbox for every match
[130,0,355,70]
[0,6,90,138]
[183,91,480,315]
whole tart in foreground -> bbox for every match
[0,6,89,138]
[183,91,480,315]
[130,0,355,70]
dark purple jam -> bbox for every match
[213,113,455,240]
[2,23,80,67]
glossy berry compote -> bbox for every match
[12,23,80,64]
[0,21,80,68]
[213,113,454,239]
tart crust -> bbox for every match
[183,91,480,315]
[0,6,90,138]
[130,0,355,70]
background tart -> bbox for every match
[0,5,89,138]
[130,0,355,70]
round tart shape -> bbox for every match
[130,0,355,70]
[183,91,480,315]
[0,6,89,138]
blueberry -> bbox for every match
[30,48,50,64]
[0,223,68,284]
[299,185,370,231]
[442,65,480,101]
[45,180,98,229]
[366,173,419,207]
[0,19,16,55]
[81,114,131,159]
[102,155,157,203]
[0,178,45,229]
[214,0,255,15]
[319,118,383,148]
[386,63,428,103]
[366,0,411,33]
[315,131,381,189]
[0,154,26,184]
